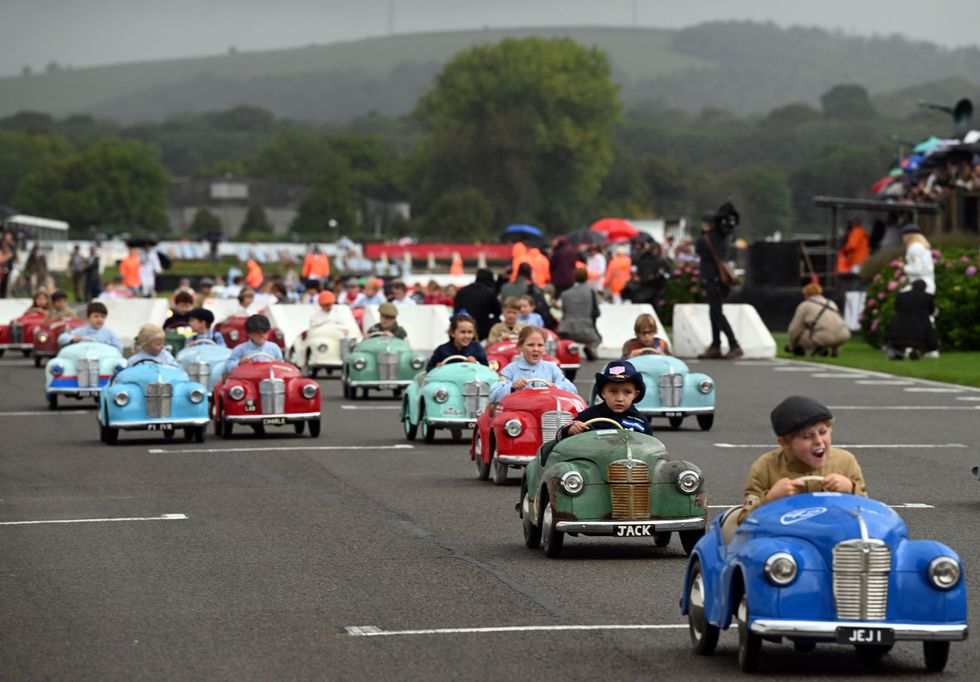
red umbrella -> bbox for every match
[590,218,638,242]
[871,176,896,194]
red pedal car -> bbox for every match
[0,309,47,359]
[32,316,86,367]
[471,379,586,485]
[542,328,582,381]
[211,353,321,438]
[485,340,560,373]
[213,314,286,349]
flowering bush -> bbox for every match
[861,246,980,350]
[660,261,705,326]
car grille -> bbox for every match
[77,358,99,387]
[463,381,489,417]
[378,352,399,381]
[145,382,173,418]
[187,361,211,387]
[341,337,357,360]
[545,338,557,356]
[9,323,23,344]
[658,373,683,407]
[608,459,651,519]
[260,377,286,414]
[833,539,891,620]
[541,410,573,442]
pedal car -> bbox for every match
[520,420,707,557]
[214,314,286,350]
[288,321,358,378]
[485,339,560,373]
[401,357,500,443]
[45,340,126,409]
[98,361,210,444]
[176,340,232,391]
[163,325,195,354]
[543,328,582,380]
[342,332,426,399]
[212,353,321,438]
[471,379,586,485]
[0,308,46,358]
[33,316,85,367]
[681,487,967,673]
[595,353,715,430]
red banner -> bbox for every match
[363,243,514,261]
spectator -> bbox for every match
[695,210,742,359]
[549,237,579,297]
[836,219,870,274]
[245,254,264,291]
[900,224,935,295]
[603,246,632,304]
[119,248,142,296]
[558,267,601,360]
[423,280,452,306]
[194,278,215,307]
[84,246,102,300]
[223,275,245,300]
[338,278,365,307]
[453,268,501,341]
[139,245,162,297]
[390,280,416,307]
[632,241,671,311]
[236,288,255,315]
[360,279,387,306]
[510,242,533,281]
[68,245,86,301]
[528,247,550,288]
[585,244,607,291]
[0,232,17,298]
[301,245,331,286]
[500,262,534,302]
[884,279,939,360]
[785,283,850,357]
[24,244,48,293]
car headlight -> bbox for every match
[37,332,48,344]
[546,341,557,355]
[433,388,449,403]
[410,356,424,370]
[560,471,584,495]
[764,552,798,586]
[229,329,240,341]
[114,391,129,407]
[317,343,329,353]
[488,360,499,371]
[50,363,63,376]
[228,385,245,400]
[676,469,701,494]
[928,556,961,590]
[504,418,523,437]
[302,384,318,399]
[274,330,283,339]
[353,357,367,371]
[568,344,580,355]
[189,388,205,404]
[698,379,714,394]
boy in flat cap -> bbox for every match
[557,360,652,440]
[186,308,225,347]
[366,302,407,339]
[723,396,867,540]
[222,314,283,375]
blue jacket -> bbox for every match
[556,403,652,440]
[489,357,577,403]
[57,324,123,352]
[127,349,178,367]
[426,340,488,372]
[188,330,226,347]
[223,340,284,374]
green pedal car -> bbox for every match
[342,332,427,399]
[520,419,707,558]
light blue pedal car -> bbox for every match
[98,360,210,445]
[45,340,126,410]
[401,356,499,443]
[176,340,232,391]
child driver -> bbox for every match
[557,360,652,439]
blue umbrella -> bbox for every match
[503,224,543,238]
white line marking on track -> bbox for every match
[340,405,401,410]
[854,379,913,385]
[713,443,967,449]
[0,513,187,526]
[904,387,964,393]
[828,405,980,410]
[147,444,415,454]
[0,409,91,416]
[957,396,980,401]
[707,503,933,509]
[773,366,824,372]
[810,373,869,378]
[344,624,688,637]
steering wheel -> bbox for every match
[130,358,163,367]
[581,417,624,430]
[635,347,663,356]
[187,338,217,347]
[441,354,471,364]
[76,335,97,342]
[794,475,825,483]
[243,352,276,363]
[365,330,387,338]
[524,378,553,388]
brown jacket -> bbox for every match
[787,295,850,354]
[737,446,867,523]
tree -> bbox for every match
[408,37,621,232]
[791,144,891,229]
[246,129,332,185]
[0,130,71,205]
[240,203,271,234]
[820,84,877,120]
[415,188,493,241]
[720,164,793,239]
[190,208,223,236]
[291,156,356,235]
[14,138,169,233]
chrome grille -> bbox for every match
[833,540,891,620]
[541,410,573,442]
[188,361,211,387]
[463,381,489,417]
[378,352,399,381]
[145,382,173,418]
[341,337,357,360]
[10,323,23,344]
[77,358,99,387]
[260,377,286,414]
[608,460,651,519]
[658,373,683,407]
[545,338,557,356]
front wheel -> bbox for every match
[668,416,683,430]
[522,487,541,549]
[421,404,435,443]
[654,531,671,547]
[680,529,705,556]
[47,393,58,410]
[34,355,42,368]
[104,425,119,445]
[308,419,321,438]
[474,431,490,480]
[541,498,564,558]
[492,459,508,485]
[563,368,577,381]
[923,641,949,672]
[21,348,31,357]
[855,644,891,669]
[293,421,306,435]
[194,426,206,443]
[221,420,234,439]
[736,593,762,673]
[163,429,175,440]
[687,558,719,655]
[697,414,714,431]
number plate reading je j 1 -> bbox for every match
[262,417,287,426]
[836,627,895,646]
[615,524,653,537]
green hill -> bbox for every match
[1,23,977,122]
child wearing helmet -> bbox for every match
[222,314,283,375]
[557,360,652,439]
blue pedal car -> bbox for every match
[176,341,232,391]
[680,489,967,672]
[98,360,210,445]
[45,340,125,410]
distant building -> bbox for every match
[166,176,311,237]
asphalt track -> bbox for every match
[1,354,978,680]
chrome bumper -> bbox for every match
[425,417,478,429]
[111,417,210,430]
[640,406,714,416]
[226,411,320,423]
[495,454,535,466]
[556,516,705,534]
[0,343,32,350]
[48,387,101,395]
[751,619,968,642]
[559,362,580,370]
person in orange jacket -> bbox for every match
[836,219,870,274]
[245,257,264,290]
[302,245,331,285]
[119,248,142,295]
[604,246,632,303]
[510,242,533,282]
[449,252,464,275]
[528,247,550,288]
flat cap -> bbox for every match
[770,396,833,437]
[378,302,398,318]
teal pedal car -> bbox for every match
[520,419,707,558]
[401,356,499,443]
[45,340,126,410]
[601,353,715,430]
[342,332,427,399]
[176,340,232,391]
[98,360,210,445]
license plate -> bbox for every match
[147,423,174,431]
[378,383,397,390]
[664,411,683,418]
[836,627,895,646]
[614,524,653,537]
[262,417,287,426]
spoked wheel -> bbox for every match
[654,531,671,547]
[697,414,714,431]
[668,416,683,430]
[855,644,891,668]
[680,529,705,556]
[473,432,490,480]
[923,641,949,672]
[736,593,762,673]
[293,421,306,435]
[540,497,564,558]
[687,558,719,655]
[308,419,321,438]
[492,459,508,486]
[522,486,541,549]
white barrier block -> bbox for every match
[101,298,169,351]
[267,304,361,348]
[671,304,776,359]
[203,298,242,324]
[0,299,31,322]
[361,304,452,353]
[595,303,671,359]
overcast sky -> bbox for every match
[1,0,977,77]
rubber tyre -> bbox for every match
[421,404,435,444]
[222,420,234,439]
[564,368,577,381]
[687,558,720,655]
[474,431,491,480]
[21,348,31,357]
[294,421,306,435]
[99,422,107,443]
[794,641,817,653]
[541,497,564,558]
[214,412,224,436]
[402,398,418,441]
[163,429,175,440]
[451,429,463,442]
[252,424,266,436]
[362,387,370,400]
[0,349,4,357]
[668,416,683,430]
[855,644,891,668]
[522,487,541,549]
[736,593,762,673]
[697,414,714,431]
[680,529,705,556]
[342,380,351,400]
[47,393,58,410]
[308,419,321,438]
[104,425,119,445]
[654,531,671,547]
[492,460,508,486]
[923,641,949,672]
[34,355,42,368]
[194,426,206,443]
